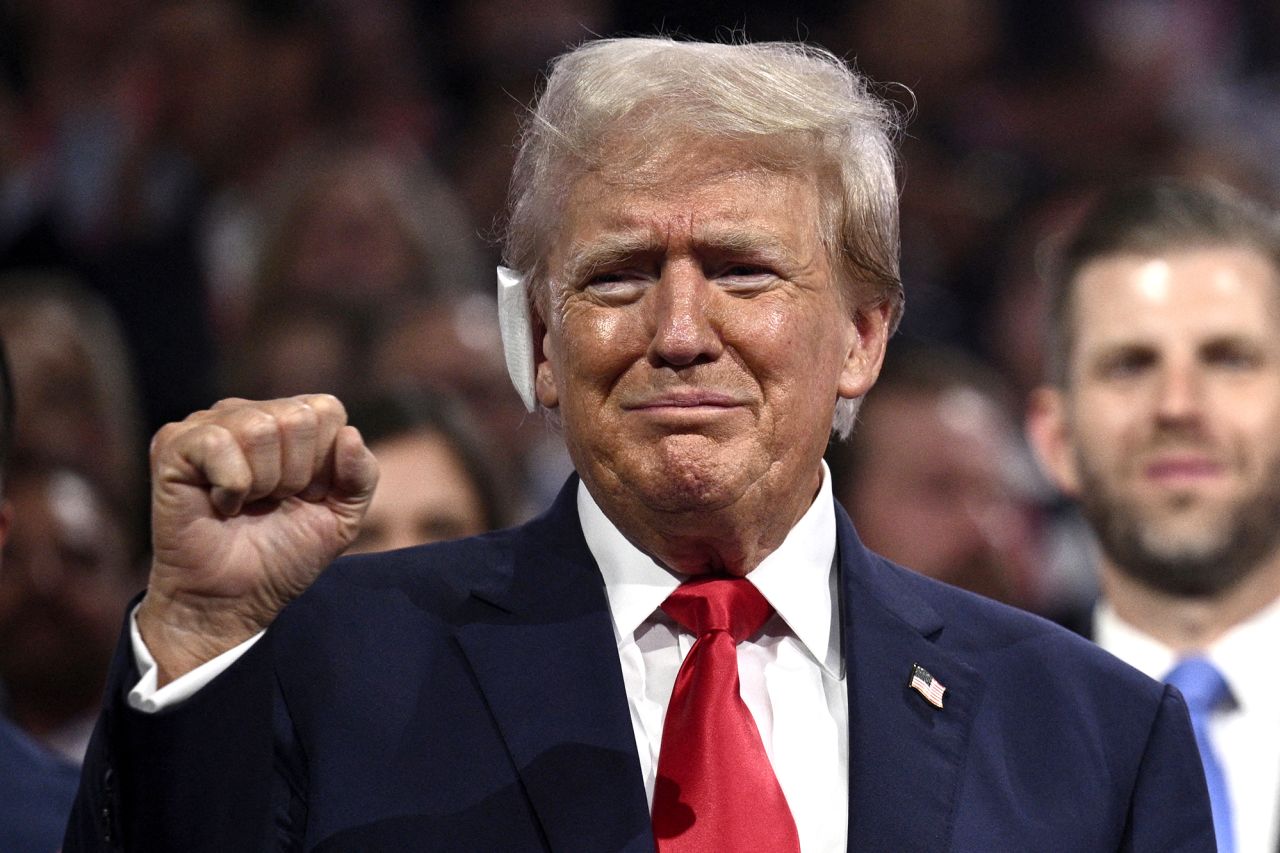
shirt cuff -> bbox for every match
[127,604,265,713]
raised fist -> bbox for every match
[138,395,378,683]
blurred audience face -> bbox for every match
[3,306,100,470]
[0,465,136,734]
[841,384,1037,605]
[146,0,259,177]
[291,179,415,297]
[251,147,482,330]
[346,429,490,554]
[147,0,326,183]
[235,308,359,401]
[1034,247,1280,597]
[371,295,537,457]
[275,159,423,303]
[0,284,145,507]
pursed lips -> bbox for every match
[621,389,749,410]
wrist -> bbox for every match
[136,588,268,686]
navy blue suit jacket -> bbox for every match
[66,478,1215,851]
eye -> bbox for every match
[713,263,777,294]
[1202,340,1263,371]
[581,270,651,304]
[1094,347,1156,380]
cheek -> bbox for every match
[749,307,846,393]
[1231,407,1280,468]
[557,311,645,392]
[1071,407,1144,481]
[1231,387,1280,432]
[1075,387,1143,437]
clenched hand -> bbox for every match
[138,395,378,684]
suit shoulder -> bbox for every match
[870,555,1161,697]
[279,524,526,630]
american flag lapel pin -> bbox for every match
[909,663,946,709]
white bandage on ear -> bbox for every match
[497,266,537,412]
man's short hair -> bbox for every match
[1046,178,1280,387]
[501,37,905,436]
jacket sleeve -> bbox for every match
[1121,683,1218,852]
[63,608,288,852]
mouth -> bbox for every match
[623,390,747,411]
[621,390,751,424]
[1143,455,1226,486]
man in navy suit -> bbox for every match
[67,38,1213,850]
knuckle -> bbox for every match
[278,402,320,435]
[151,422,184,455]
[301,393,346,423]
[196,424,237,457]
[238,412,281,449]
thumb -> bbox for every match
[329,425,380,520]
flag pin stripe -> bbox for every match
[909,663,946,708]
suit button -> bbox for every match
[101,767,116,844]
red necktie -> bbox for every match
[652,577,802,852]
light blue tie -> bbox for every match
[1165,657,1235,853]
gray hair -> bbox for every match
[501,37,905,437]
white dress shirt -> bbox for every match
[130,466,849,851]
[580,467,848,853]
[1096,596,1280,853]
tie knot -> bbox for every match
[1164,656,1233,714]
[661,577,774,643]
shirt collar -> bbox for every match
[1211,593,1280,711]
[1094,601,1177,682]
[578,461,841,679]
[1096,593,1280,711]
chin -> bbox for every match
[637,470,743,514]
[632,445,758,514]
[1140,503,1232,544]
[1138,523,1231,565]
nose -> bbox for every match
[647,263,723,367]
[1154,361,1204,427]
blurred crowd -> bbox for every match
[0,0,1278,783]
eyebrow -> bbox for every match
[559,231,655,287]
[1085,331,1271,365]
[558,225,800,286]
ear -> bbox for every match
[836,297,893,401]
[533,307,560,409]
[1025,385,1082,496]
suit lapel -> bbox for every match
[452,484,987,851]
[454,479,655,853]
[836,506,985,852]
